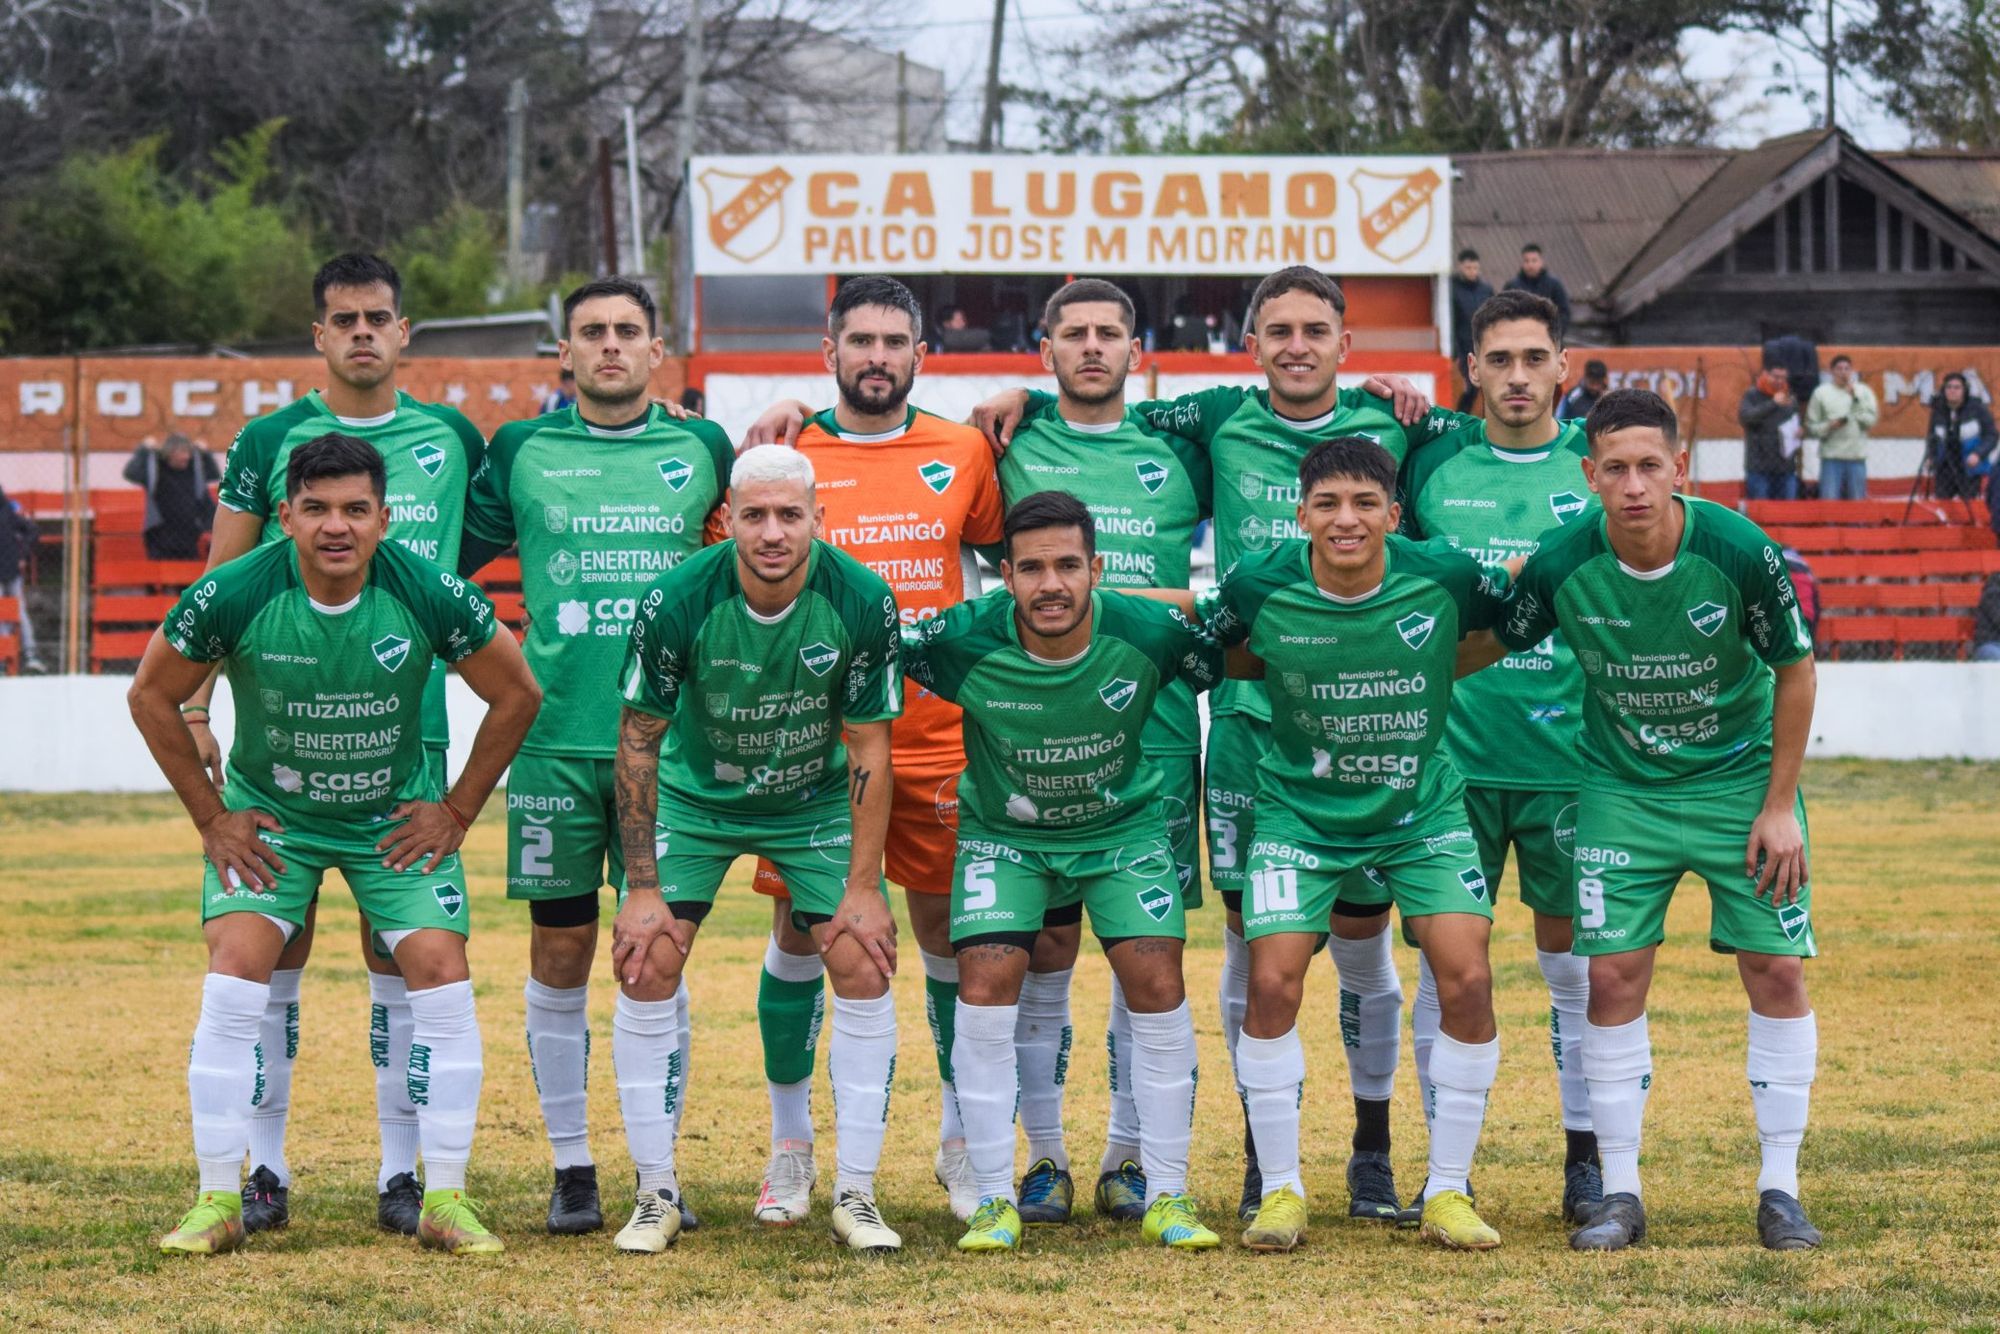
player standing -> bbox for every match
[611,445,906,1254]
[191,254,486,1234]
[1473,389,1821,1252]
[460,278,733,1238]
[132,433,540,1255]
[1396,288,1604,1225]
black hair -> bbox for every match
[829,275,923,340]
[1245,265,1345,334]
[1521,242,1544,255]
[1470,289,1562,350]
[1943,371,1969,389]
[1584,359,1609,379]
[286,432,386,502]
[1830,353,1853,368]
[1298,437,1397,499]
[1003,490,1096,560]
[1043,278,1136,339]
[313,254,401,316]
[1456,247,1479,263]
[1585,388,1680,452]
[563,277,658,337]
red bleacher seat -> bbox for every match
[90,489,147,534]
[1893,616,1973,660]
[1821,584,1943,613]
[1820,617,1895,659]
[1934,581,1985,610]
[1804,555,1875,581]
[1917,550,2000,579]
[478,555,523,591]
[92,559,207,590]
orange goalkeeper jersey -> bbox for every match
[797,404,1005,766]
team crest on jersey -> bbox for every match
[432,884,464,918]
[1136,459,1169,496]
[1687,601,1728,637]
[1099,678,1138,711]
[659,458,693,491]
[1348,166,1444,263]
[697,165,794,264]
[705,692,731,719]
[918,460,955,494]
[1458,866,1489,901]
[1136,884,1174,923]
[259,688,284,714]
[1579,649,1603,674]
[412,441,447,479]
[372,635,412,672]
[1777,900,1810,942]
[800,641,840,676]
[546,550,579,586]
[1549,490,1588,522]
[543,504,569,534]
[1238,471,1265,502]
[272,763,304,794]
[1396,612,1436,650]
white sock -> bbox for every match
[1585,1014,1653,1198]
[405,979,483,1193]
[1101,973,1142,1172]
[952,999,1021,1202]
[1218,927,1250,1098]
[921,949,965,1144]
[1747,1010,1816,1197]
[674,982,693,1143]
[189,973,269,1193]
[1412,953,1440,1111]
[829,991,897,1197]
[369,973,422,1190]
[613,992,683,1195]
[1326,930,1402,1100]
[1423,1033,1500,1198]
[524,978,593,1171]
[1016,969,1073,1170]
[1236,1028,1306,1198]
[245,967,301,1185]
[1128,1001,1198,1202]
[1537,950,1593,1131]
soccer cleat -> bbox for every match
[1757,1189,1822,1251]
[1142,1193,1220,1250]
[1241,1185,1308,1253]
[957,1196,1023,1253]
[830,1190,902,1253]
[416,1188,504,1255]
[678,1196,700,1232]
[754,1139,817,1226]
[1570,1191,1646,1251]
[1398,1176,1474,1229]
[379,1171,425,1235]
[1237,1113,1264,1223]
[1017,1158,1074,1225]
[1419,1188,1501,1251]
[1094,1159,1147,1222]
[934,1139,980,1222]
[240,1164,289,1233]
[613,1187,681,1253]
[1346,1150,1401,1221]
[1563,1160,1606,1226]
[546,1164,603,1235]
[160,1191,246,1255]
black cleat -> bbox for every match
[547,1163,604,1235]
[678,1194,700,1233]
[1570,1190,1646,1251]
[377,1171,424,1235]
[241,1164,289,1233]
[1563,1160,1606,1225]
[1757,1189,1821,1251]
[1346,1150,1401,1221]
[1237,1111,1264,1223]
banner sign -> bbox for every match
[689,154,1453,277]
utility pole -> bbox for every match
[978,0,1005,151]
[505,78,528,291]
[1823,0,1836,129]
[623,104,644,274]
[896,50,909,154]
[670,0,707,353]
[596,136,618,275]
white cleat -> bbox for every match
[830,1190,902,1254]
[613,1189,682,1253]
[935,1139,980,1222]
[754,1139,817,1226]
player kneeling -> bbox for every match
[903,491,1224,1253]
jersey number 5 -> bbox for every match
[962,859,999,912]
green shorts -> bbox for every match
[1572,786,1816,958]
[1242,816,1493,942]
[1204,713,1269,905]
[1153,753,1204,912]
[505,752,621,901]
[951,820,1186,947]
[1464,785,1579,918]
[200,813,469,938]
[628,797,877,933]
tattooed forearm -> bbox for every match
[849,766,871,806]
[615,706,669,892]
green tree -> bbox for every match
[1846,0,2000,148]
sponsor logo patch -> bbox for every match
[543,504,569,534]
[556,600,589,636]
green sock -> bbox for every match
[924,973,958,1085]
[758,968,825,1085]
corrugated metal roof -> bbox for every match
[1882,154,2000,244]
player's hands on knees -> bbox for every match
[612,888,684,987]
[375,801,465,873]
[1747,806,1808,905]
[200,808,286,892]
[188,720,225,790]
[1360,373,1433,425]
[969,388,1032,456]
[821,888,898,980]
[743,399,812,448]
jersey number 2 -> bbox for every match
[520,823,555,878]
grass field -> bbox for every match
[3,759,1998,1331]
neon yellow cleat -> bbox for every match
[1419,1188,1501,1251]
[956,1196,1023,1253]
[417,1188,505,1255]
[160,1191,246,1255]
[1142,1193,1220,1250]
[1241,1185,1308,1252]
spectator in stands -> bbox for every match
[1558,360,1610,421]
[1449,248,1494,413]
[1805,355,1878,501]
[0,482,44,672]
[1740,366,1801,501]
[539,368,577,414]
[122,432,220,560]
[936,305,993,353]
[1505,243,1571,337]
[1974,573,2000,662]
[1928,372,1995,502]
[679,386,705,417]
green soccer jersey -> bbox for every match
[1401,418,1597,789]
[466,405,734,757]
[900,586,1222,847]
[162,539,496,826]
[619,540,902,818]
[996,403,1212,756]
[217,389,486,749]
[1201,534,1507,842]
[1497,495,1813,795]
